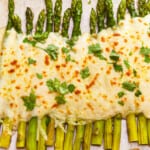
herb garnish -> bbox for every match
[135,90,142,97]
[122,81,137,92]
[140,46,150,63]
[124,60,130,69]
[110,50,119,61]
[80,67,90,79]
[118,100,124,106]
[113,63,123,72]
[28,58,36,65]
[117,91,125,98]
[36,73,43,79]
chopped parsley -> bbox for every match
[117,91,125,98]
[124,60,130,69]
[33,32,48,41]
[80,67,90,79]
[88,43,106,60]
[21,90,36,111]
[23,38,37,46]
[140,46,150,63]
[122,81,137,92]
[68,84,76,93]
[36,73,43,79]
[135,89,142,97]
[133,69,137,77]
[62,47,70,53]
[110,50,119,61]
[113,63,123,72]
[66,54,71,62]
[118,100,124,106]
[55,95,66,104]
[43,44,58,60]
[28,57,36,65]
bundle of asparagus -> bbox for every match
[0,0,150,150]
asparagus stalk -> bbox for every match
[104,118,113,149]
[54,0,62,32]
[105,0,116,27]
[73,125,85,150]
[62,8,72,37]
[126,113,138,142]
[63,124,75,150]
[147,119,150,144]
[96,0,105,31]
[137,113,148,144]
[35,9,46,34]
[45,0,53,33]
[82,123,92,150]
[138,0,147,17]
[112,114,122,150]
[55,125,65,150]
[16,121,26,148]
[46,118,55,146]
[90,8,97,34]
[72,0,82,37]
[71,0,77,19]
[117,0,127,23]
[38,116,49,150]
[7,0,15,30]
[12,15,22,33]
[91,120,104,145]
[0,118,13,148]
[126,0,137,17]
[26,7,34,35]
[26,117,38,150]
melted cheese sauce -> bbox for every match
[0,15,150,125]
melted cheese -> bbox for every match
[0,15,150,125]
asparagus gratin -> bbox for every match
[0,0,150,149]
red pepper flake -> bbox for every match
[86,102,94,111]
[124,39,128,43]
[105,47,110,52]
[8,69,15,73]
[126,70,131,76]
[101,36,105,42]
[44,55,50,66]
[55,65,60,70]
[75,89,81,95]
[15,86,20,89]
[113,33,121,36]
[113,42,118,46]
[10,60,17,66]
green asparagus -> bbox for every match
[62,8,71,37]
[117,0,127,23]
[90,8,97,34]
[91,120,104,145]
[16,121,26,148]
[26,7,34,34]
[82,123,92,150]
[137,113,148,144]
[138,0,147,17]
[54,0,62,32]
[12,15,22,33]
[71,0,77,19]
[105,0,116,27]
[104,118,113,149]
[126,0,137,17]
[45,0,53,32]
[35,9,46,34]
[96,0,105,31]
[147,119,150,144]
[26,117,38,150]
[112,114,122,150]
[126,113,138,142]
[7,0,15,30]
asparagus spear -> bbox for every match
[62,8,72,37]
[126,113,138,142]
[55,125,65,150]
[7,0,15,30]
[104,118,113,149]
[46,118,55,146]
[147,119,150,144]
[45,0,53,33]
[26,7,34,35]
[64,124,75,150]
[71,0,77,19]
[38,116,49,150]
[112,114,122,150]
[126,0,137,17]
[54,0,62,32]
[35,9,46,34]
[82,123,92,150]
[12,15,22,33]
[16,121,26,148]
[137,113,148,144]
[138,0,147,17]
[90,8,97,34]
[91,120,104,145]
[73,125,85,150]
[72,0,82,37]
[26,117,38,150]
[96,0,105,31]
[105,0,116,27]
[0,118,13,148]
[117,0,127,23]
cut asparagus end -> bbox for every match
[73,124,85,150]
[126,113,138,142]
[137,113,148,145]
[55,125,65,150]
[91,120,104,145]
[112,114,122,150]
[82,123,92,150]
[147,119,150,144]
[26,117,38,150]
[104,118,113,149]
[16,121,26,148]
[64,124,75,150]
[46,118,55,146]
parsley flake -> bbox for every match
[110,50,119,61]
[118,101,124,106]
[62,47,70,53]
[80,67,90,79]
[140,46,150,63]
[28,58,36,65]
[118,91,125,98]
[68,84,75,93]
[124,60,130,69]
[36,73,43,79]
[33,32,48,41]
[113,63,123,72]
[122,81,137,92]
[135,90,142,97]
[55,95,66,104]
[23,38,37,46]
